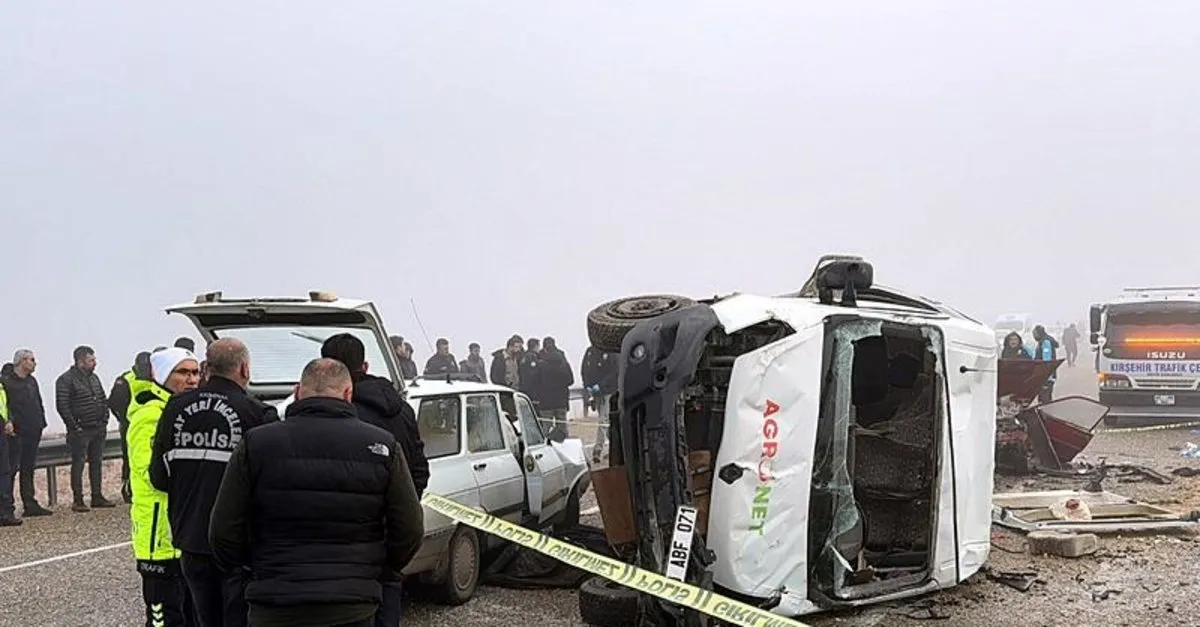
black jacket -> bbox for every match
[458,356,487,382]
[397,357,418,380]
[55,366,108,431]
[423,353,459,376]
[149,376,278,555]
[519,351,542,402]
[580,346,618,396]
[534,349,575,411]
[1,366,46,432]
[489,349,519,387]
[209,397,424,606]
[351,373,429,497]
[108,355,153,422]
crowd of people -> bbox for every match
[0,328,619,627]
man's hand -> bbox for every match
[3,422,13,437]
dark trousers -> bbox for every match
[8,428,42,507]
[0,435,14,519]
[68,425,106,502]
[119,418,132,501]
[374,581,403,627]
[138,559,197,627]
[180,551,247,627]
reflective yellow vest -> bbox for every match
[121,369,155,420]
[0,382,8,424]
[127,382,179,562]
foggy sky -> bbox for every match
[4,2,1199,431]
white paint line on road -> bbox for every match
[581,506,600,516]
[0,541,131,574]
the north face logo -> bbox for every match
[368,442,389,456]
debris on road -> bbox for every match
[1027,531,1099,558]
[993,489,1200,535]
[983,567,1041,592]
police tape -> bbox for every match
[419,492,811,627]
[1103,420,1200,434]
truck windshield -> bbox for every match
[1106,310,1200,360]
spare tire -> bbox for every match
[578,576,639,626]
[587,294,696,353]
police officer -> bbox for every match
[128,347,201,627]
[0,377,21,526]
[109,350,155,503]
[150,338,277,627]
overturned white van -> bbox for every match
[583,256,998,625]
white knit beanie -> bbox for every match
[150,347,197,386]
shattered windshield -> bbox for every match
[211,325,390,384]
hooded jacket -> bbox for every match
[351,373,429,497]
[1,363,46,432]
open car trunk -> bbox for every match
[165,296,404,402]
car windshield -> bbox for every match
[210,325,389,384]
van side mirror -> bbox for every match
[1089,332,1099,345]
[1089,305,1102,335]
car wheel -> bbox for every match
[556,483,583,532]
[434,525,481,605]
[578,575,639,626]
[587,294,696,353]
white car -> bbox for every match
[582,256,997,625]
[167,291,591,605]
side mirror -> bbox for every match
[1089,332,1099,345]
[1089,305,1103,335]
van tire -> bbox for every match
[587,295,696,353]
[578,576,639,626]
[434,525,480,605]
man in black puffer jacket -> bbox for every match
[55,345,114,511]
[321,334,429,627]
[209,358,424,627]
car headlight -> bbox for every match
[1099,374,1131,389]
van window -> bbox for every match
[416,396,461,459]
[516,397,545,446]
[466,394,505,452]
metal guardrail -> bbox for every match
[33,432,124,507]
[25,388,592,506]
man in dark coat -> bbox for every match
[533,338,574,441]
[3,350,52,516]
[580,345,618,462]
[209,358,424,627]
[489,335,524,388]
[422,338,458,376]
[321,334,429,627]
[458,343,487,382]
[519,338,542,406]
[55,345,115,511]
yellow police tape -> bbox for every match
[419,492,811,627]
[1103,419,1200,434]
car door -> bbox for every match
[515,393,568,522]
[464,393,525,523]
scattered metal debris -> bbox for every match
[992,490,1200,535]
[984,567,1040,592]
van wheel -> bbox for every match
[587,295,696,353]
[578,576,639,626]
[434,526,480,605]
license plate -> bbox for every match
[664,505,698,582]
[1155,394,1176,406]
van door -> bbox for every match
[515,394,568,523]
[464,393,525,523]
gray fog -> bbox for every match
[4,2,1198,431]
